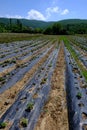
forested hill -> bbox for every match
[0,18,87,29]
[58,19,87,25]
[44,19,87,34]
[0,17,87,34]
[0,18,54,29]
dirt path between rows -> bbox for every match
[35,42,69,130]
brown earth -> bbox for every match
[35,42,69,130]
[0,66,16,77]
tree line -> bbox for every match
[0,19,87,34]
[43,22,87,35]
[0,19,42,33]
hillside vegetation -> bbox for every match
[0,17,87,34]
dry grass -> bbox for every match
[0,33,42,43]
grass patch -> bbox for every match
[0,33,42,43]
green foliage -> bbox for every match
[58,19,87,25]
[43,23,63,35]
[43,19,87,35]
[0,33,42,43]
[0,122,7,129]
[0,18,87,34]
[52,23,62,34]
[0,18,54,29]
[63,37,87,82]
[21,118,28,127]
[76,92,82,99]
[0,18,42,33]
[25,102,34,112]
[0,77,5,82]
[43,26,52,34]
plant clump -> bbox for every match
[0,122,7,129]
[25,102,34,112]
[0,77,5,82]
[20,117,28,127]
[40,78,47,85]
[76,92,82,99]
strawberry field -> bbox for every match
[0,34,87,130]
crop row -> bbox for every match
[64,37,87,130]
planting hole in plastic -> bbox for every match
[78,103,84,107]
[82,112,87,120]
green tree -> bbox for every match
[43,26,52,34]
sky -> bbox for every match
[0,0,87,21]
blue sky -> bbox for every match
[0,0,87,21]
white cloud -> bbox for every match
[46,6,69,18]
[61,9,69,15]
[0,7,69,21]
[27,9,46,21]
[46,6,60,17]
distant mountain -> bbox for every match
[0,17,87,29]
[0,18,87,32]
[0,18,54,29]
[58,19,87,25]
